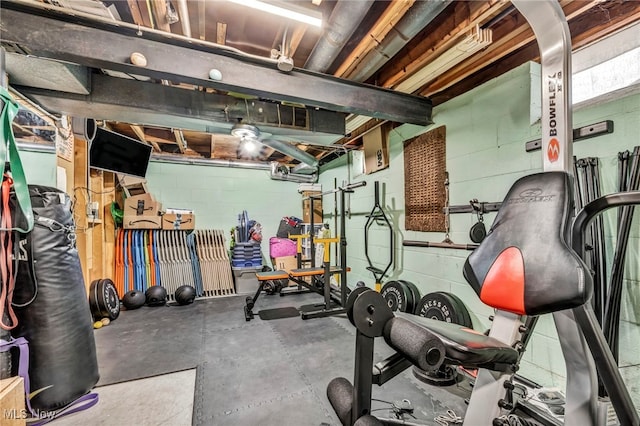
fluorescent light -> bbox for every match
[228,0,322,28]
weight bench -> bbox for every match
[244,237,350,321]
[327,172,639,425]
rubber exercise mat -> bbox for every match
[298,302,341,313]
[258,307,300,320]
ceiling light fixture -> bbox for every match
[241,139,258,153]
[231,123,261,140]
[227,0,322,28]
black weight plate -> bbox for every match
[398,280,421,314]
[346,286,371,326]
[469,221,487,243]
[415,291,472,327]
[352,290,394,338]
[89,279,120,320]
[380,280,412,313]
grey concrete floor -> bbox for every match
[48,291,470,426]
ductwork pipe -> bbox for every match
[260,138,319,168]
[304,0,375,73]
[349,0,452,82]
[270,162,318,183]
[176,0,191,38]
[151,154,271,170]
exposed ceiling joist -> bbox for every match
[130,124,161,152]
[150,0,171,32]
[0,1,432,126]
[172,129,187,154]
[198,1,206,41]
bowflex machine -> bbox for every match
[244,181,366,321]
[326,1,640,425]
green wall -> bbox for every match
[318,61,640,391]
[18,149,57,187]
[143,161,303,256]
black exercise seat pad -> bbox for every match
[395,312,518,369]
[463,172,592,316]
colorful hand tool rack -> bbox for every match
[114,229,235,301]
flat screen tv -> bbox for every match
[89,127,152,178]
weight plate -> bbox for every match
[413,291,470,386]
[89,278,121,320]
[380,280,413,313]
[352,290,394,338]
[398,280,421,314]
[469,221,487,243]
[415,292,472,327]
[346,286,371,326]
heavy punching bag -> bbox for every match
[11,185,99,411]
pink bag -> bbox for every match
[269,237,297,258]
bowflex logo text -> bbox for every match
[547,71,562,163]
[506,188,556,204]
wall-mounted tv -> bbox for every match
[89,127,152,178]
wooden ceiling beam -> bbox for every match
[379,0,510,89]
[126,0,145,26]
[130,124,161,153]
[172,129,187,154]
[134,0,154,29]
[288,25,307,57]
[198,1,206,40]
[335,0,416,78]
[217,22,227,45]
[150,0,172,32]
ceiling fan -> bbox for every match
[229,121,320,169]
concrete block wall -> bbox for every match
[318,61,640,390]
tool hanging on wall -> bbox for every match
[364,181,394,292]
[468,199,486,243]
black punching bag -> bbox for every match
[12,185,99,411]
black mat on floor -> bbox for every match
[258,306,300,320]
[92,293,463,426]
[298,302,341,313]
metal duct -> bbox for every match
[290,162,318,175]
[348,0,452,82]
[260,138,319,168]
[150,154,271,170]
[176,0,191,38]
[304,0,375,73]
[269,162,318,183]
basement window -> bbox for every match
[573,46,640,105]
[572,22,640,106]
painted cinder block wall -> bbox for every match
[318,61,640,391]
[143,161,302,256]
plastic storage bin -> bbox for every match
[233,266,262,294]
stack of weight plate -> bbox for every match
[379,280,473,386]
